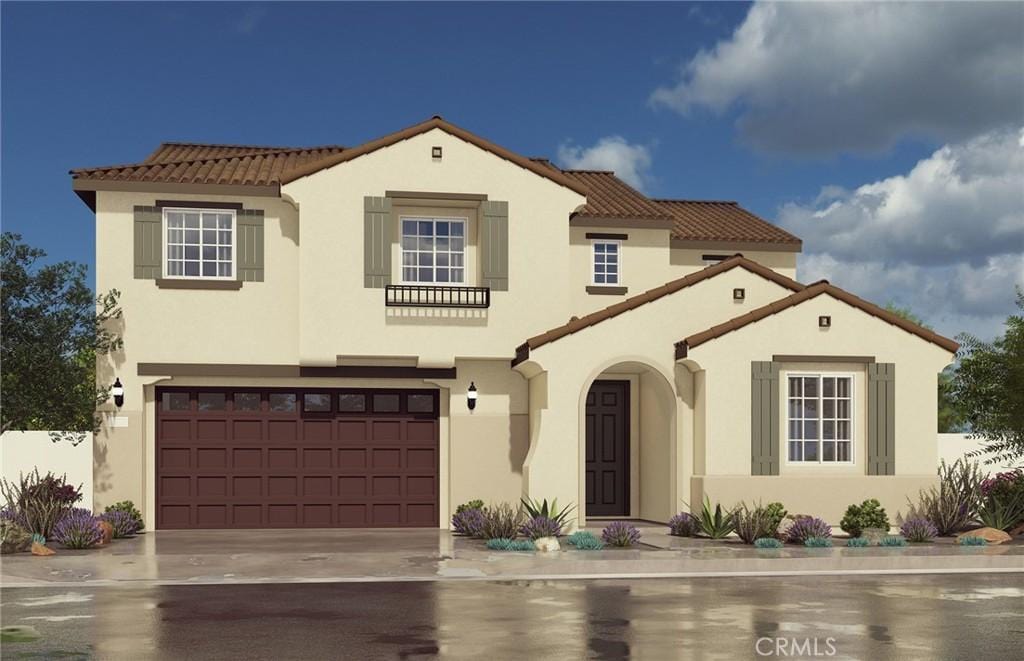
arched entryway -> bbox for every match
[580,360,677,523]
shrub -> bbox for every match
[520,498,576,532]
[754,537,783,549]
[99,510,139,538]
[840,499,891,537]
[804,537,833,548]
[520,516,563,540]
[785,516,832,544]
[451,507,486,537]
[0,469,83,538]
[977,470,1024,531]
[103,501,145,532]
[668,512,699,537]
[734,501,786,544]
[1,519,32,554]
[958,536,988,546]
[846,537,871,548]
[601,521,641,547]
[52,508,102,549]
[486,537,535,551]
[899,518,938,543]
[880,535,908,547]
[697,497,735,539]
[480,502,525,540]
[455,499,484,514]
[906,459,983,535]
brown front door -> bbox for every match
[155,387,439,529]
[585,380,629,517]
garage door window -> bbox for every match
[338,394,366,412]
[373,393,400,413]
[408,394,434,413]
[304,393,331,412]
[197,392,226,411]
[234,393,261,411]
[269,393,296,412]
[162,392,190,411]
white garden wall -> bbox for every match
[1,431,94,508]
[937,433,1016,475]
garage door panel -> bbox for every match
[157,387,439,529]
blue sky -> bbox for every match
[2,2,1021,338]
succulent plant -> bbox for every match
[566,530,599,546]
[734,501,787,544]
[451,507,486,537]
[520,498,576,531]
[784,516,832,544]
[601,521,641,547]
[100,510,139,538]
[668,512,699,537]
[879,535,908,547]
[899,518,938,543]
[846,537,871,548]
[754,537,783,549]
[804,536,833,548]
[958,535,988,546]
[455,499,485,514]
[52,508,102,549]
[485,537,535,551]
[697,497,736,539]
[571,535,605,550]
[520,515,563,540]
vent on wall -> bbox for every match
[819,315,832,328]
[431,146,443,159]
[733,288,745,301]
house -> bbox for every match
[71,116,957,530]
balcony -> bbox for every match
[384,285,491,309]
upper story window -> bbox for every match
[592,240,620,285]
[787,374,853,463]
[401,217,466,284]
[164,208,235,279]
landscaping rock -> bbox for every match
[98,520,114,545]
[534,536,560,552]
[957,528,1012,545]
[31,541,55,556]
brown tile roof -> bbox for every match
[676,281,959,357]
[512,255,805,366]
[655,199,802,246]
[143,142,343,164]
[71,145,346,188]
[560,170,674,223]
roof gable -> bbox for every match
[513,255,805,365]
[655,199,802,247]
[676,281,959,356]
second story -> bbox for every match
[71,117,802,366]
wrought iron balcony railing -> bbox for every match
[384,285,491,309]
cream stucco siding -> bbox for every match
[671,246,798,280]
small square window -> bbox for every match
[372,394,400,413]
[161,392,190,411]
[303,393,331,412]
[269,393,297,412]
[197,392,226,411]
[234,393,261,411]
[338,394,366,412]
[407,394,434,413]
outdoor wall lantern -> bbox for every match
[467,382,478,411]
[111,378,125,408]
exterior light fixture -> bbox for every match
[432,146,443,159]
[819,315,832,328]
[733,288,745,301]
[111,378,125,408]
[467,382,478,411]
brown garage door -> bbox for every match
[155,387,439,529]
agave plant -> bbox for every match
[697,497,735,539]
[520,498,576,531]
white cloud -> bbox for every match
[782,129,1024,340]
[557,136,653,190]
[651,2,1024,154]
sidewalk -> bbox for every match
[2,525,1021,588]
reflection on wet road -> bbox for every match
[2,574,1021,659]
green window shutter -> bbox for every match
[133,206,162,279]
[236,210,264,282]
[364,196,392,288]
[867,363,896,475]
[480,200,509,291]
[751,361,780,475]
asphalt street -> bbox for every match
[2,573,1021,660]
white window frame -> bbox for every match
[399,215,468,286]
[785,372,856,465]
[591,239,622,286]
[162,207,237,280]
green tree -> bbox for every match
[883,302,966,432]
[1,233,122,440]
[953,288,1024,465]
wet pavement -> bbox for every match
[1,573,1022,660]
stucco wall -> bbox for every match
[937,433,1012,475]
[671,246,798,280]
[2,431,94,510]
